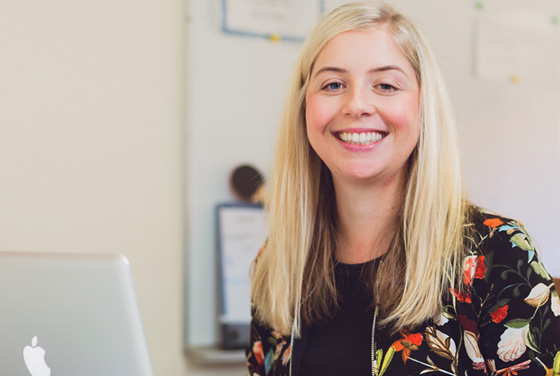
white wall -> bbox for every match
[0,0,189,375]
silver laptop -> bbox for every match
[0,251,153,376]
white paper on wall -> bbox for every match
[475,9,559,86]
[221,0,320,41]
[218,205,268,323]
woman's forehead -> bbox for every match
[310,27,415,80]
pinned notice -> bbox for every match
[475,9,559,85]
[221,0,318,41]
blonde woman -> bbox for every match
[246,2,560,375]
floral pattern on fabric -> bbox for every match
[246,323,291,376]
[246,208,560,375]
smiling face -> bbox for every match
[305,26,420,188]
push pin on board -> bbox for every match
[552,16,559,26]
[269,34,282,43]
[475,2,484,10]
[510,75,520,84]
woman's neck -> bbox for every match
[333,173,404,264]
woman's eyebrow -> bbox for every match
[312,66,347,78]
[370,65,407,76]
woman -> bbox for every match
[246,2,560,375]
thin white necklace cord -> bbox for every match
[371,259,383,376]
[289,321,295,376]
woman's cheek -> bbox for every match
[305,97,331,133]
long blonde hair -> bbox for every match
[251,2,468,336]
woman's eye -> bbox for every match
[377,83,398,93]
[323,82,343,91]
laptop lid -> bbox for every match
[0,251,153,376]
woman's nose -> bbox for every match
[343,87,375,118]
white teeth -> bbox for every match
[337,131,383,145]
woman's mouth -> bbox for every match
[336,131,386,145]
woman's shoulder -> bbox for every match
[458,205,551,303]
[461,205,555,314]
[457,206,560,374]
[465,205,537,260]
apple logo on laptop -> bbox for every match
[23,336,51,376]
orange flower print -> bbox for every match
[495,359,531,375]
[281,345,291,366]
[474,256,486,279]
[450,288,472,304]
[390,330,423,363]
[463,256,477,286]
[491,305,509,323]
[463,255,486,287]
[253,341,264,366]
[484,218,504,228]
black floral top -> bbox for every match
[246,208,560,375]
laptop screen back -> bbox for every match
[0,252,153,376]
